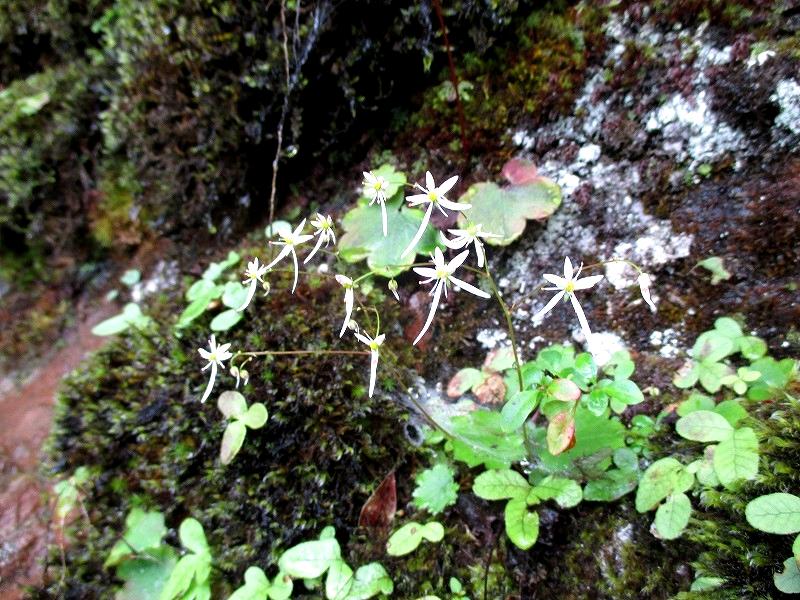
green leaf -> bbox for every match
[698,361,731,393]
[117,546,177,600]
[697,256,731,285]
[218,391,248,419]
[745,493,800,534]
[714,317,743,339]
[202,251,240,281]
[485,346,516,372]
[714,427,759,488]
[447,367,484,396]
[221,421,247,465]
[386,523,432,557]
[339,195,440,277]
[176,294,216,329]
[120,269,141,287]
[265,220,292,239]
[739,336,767,360]
[159,554,200,600]
[325,558,353,600]
[603,351,635,380]
[229,566,271,600]
[92,303,148,336]
[346,563,393,599]
[279,539,340,579]
[635,457,685,512]
[473,469,530,501]
[105,509,167,567]
[448,410,526,469]
[529,476,582,508]
[500,390,539,432]
[187,279,219,302]
[673,362,700,389]
[456,179,561,246]
[179,518,209,555]
[775,558,800,594]
[210,308,243,331]
[690,577,725,592]
[504,497,539,550]
[17,90,50,115]
[222,282,250,310]
[420,522,444,542]
[412,464,459,515]
[713,399,748,427]
[603,379,644,406]
[546,411,575,456]
[268,572,293,600]
[677,392,715,416]
[653,492,692,540]
[548,379,581,402]
[583,468,639,502]
[693,331,735,363]
[241,403,268,429]
[675,410,734,442]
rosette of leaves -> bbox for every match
[455,159,561,246]
[411,463,459,515]
[338,164,440,277]
[472,469,582,549]
[217,391,268,465]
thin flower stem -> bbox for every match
[483,262,532,457]
[237,349,370,357]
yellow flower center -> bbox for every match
[369,341,380,351]
[565,281,575,293]
[428,191,439,202]
[373,182,383,191]
[436,268,449,279]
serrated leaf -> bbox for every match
[412,464,458,515]
[218,391,247,419]
[504,497,539,550]
[714,427,759,488]
[653,492,691,540]
[472,469,530,500]
[529,476,582,508]
[745,493,800,534]
[500,390,539,432]
[339,195,439,277]
[456,179,561,246]
[279,539,340,579]
[675,410,734,442]
[221,421,247,465]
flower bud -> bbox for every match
[388,279,399,301]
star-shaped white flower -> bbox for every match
[441,223,501,268]
[304,213,336,264]
[198,334,233,403]
[412,247,490,345]
[265,219,313,294]
[354,330,385,397]
[236,258,269,311]
[532,257,603,353]
[637,272,656,313]
[335,274,355,337]
[400,172,471,258]
[363,171,390,236]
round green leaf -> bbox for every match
[210,308,243,331]
[278,539,341,579]
[714,427,759,488]
[241,403,268,429]
[220,421,247,465]
[693,331,735,363]
[473,469,530,501]
[504,497,539,550]
[218,391,247,419]
[178,518,208,555]
[385,522,423,557]
[604,379,644,406]
[745,493,800,534]
[653,492,692,540]
[714,317,743,339]
[635,457,685,513]
[91,313,132,336]
[713,399,748,427]
[675,410,734,442]
[529,476,582,508]
[775,558,800,594]
[420,522,444,542]
[222,282,250,309]
[456,179,561,246]
[348,563,393,599]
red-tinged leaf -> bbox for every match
[547,412,576,455]
[548,378,581,402]
[447,368,485,398]
[358,471,396,529]
[501,158,542,185]
[474,373,507,405]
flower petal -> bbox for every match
[340,288,354,337]
[413,267,438,278]
[448,249,471,272]
[450,276,491,298]
[543,273,567,288]
[438,198,471,211]
[573,274,603,290]
[381,202,388,236]
[368,350,379,397]
[474,239,485,268]
[569,293,594,343]
[425,171,435,191]
[437,174,459,196]
[264,245,292,270]
[563,257,574,280]
[531,290,565,323]
[413,281,443,345]
[290,249,299,294]
[200,362,217,404]
[303,233,325,264]
[236,280,258,311]
[400,202,433,258]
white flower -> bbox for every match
[198,334,233,403]
[304,213,336,264]
[637,272,656,313]
[335,274,355,337]
[237,257,269,311]
[354,330,385,397]
[532,257,604,354]
[400,171,471,258]
[265,219,313,294]
[412,247,490,345]
[441,223,500,268]
[363,171,390,236]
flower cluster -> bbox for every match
[197,168,657,404]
